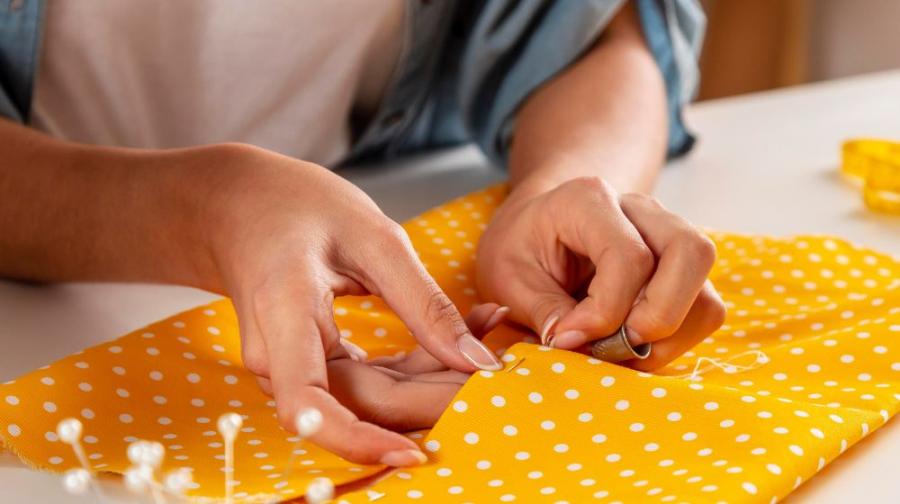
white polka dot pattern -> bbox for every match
[0,185,897,503]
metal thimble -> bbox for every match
[590,326,651,363]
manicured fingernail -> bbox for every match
[539,314,560,346]
[550,330,587,349]
[341,339,368,362]
[457,334,503,370]
[624,326,642,346]
[379,449,427,467]
[485,306,510,332]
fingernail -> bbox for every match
[485,306,510,332]
[379,449,427,467]
[550,330,587,349]
[540,314,560,346]
[457,334,503,370]
[624,326,642,346]
[341,339,368,362]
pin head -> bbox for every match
[305,477,335,504]
[62,468,91,495]
[294,407,323,438]
[124,465,154,492]
[164,467,194,493]
[217,412,243,441]
[127,440,165,469]
[56,418,83,445]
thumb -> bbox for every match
[358,231,502,372]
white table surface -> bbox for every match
[2,70,899,503]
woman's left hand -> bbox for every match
[476,177,726,370]
[255,303,508,435]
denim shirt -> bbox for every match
[0,0,704,166]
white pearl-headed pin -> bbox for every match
[294,407,324,438]
[163,467,194,494]
[56,418,83,445]
[127,440,165,469]
[123,464,154,493]
[217,412,244,504]
[217,412,243,442]
[305,477,335,504]
[61,468,91,495]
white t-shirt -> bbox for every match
[31,0,405,167]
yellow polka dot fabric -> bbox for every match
[1,185,898,503]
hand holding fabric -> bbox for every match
[476,177,726,369]
[201,145,502,466]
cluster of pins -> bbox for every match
[57,407,334,504]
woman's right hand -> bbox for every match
[186,144,502,466]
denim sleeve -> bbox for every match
[0,0,45,123]
[0,0,46,123]
[636,0,705,157]
[438,0,705,165]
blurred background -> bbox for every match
[697,0,900,100]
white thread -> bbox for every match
[674,351,770,381]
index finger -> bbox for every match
[551,184,655,347]
[255,288,426,466]
[619,194,718,344]
[355,227,502,372]
[371,302,508,375]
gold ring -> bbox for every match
[590,326,651,363]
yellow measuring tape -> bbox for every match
[841,138,900,214]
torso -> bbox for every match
[31,0,405,167]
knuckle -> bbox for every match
[359,219,414,264]
[376,220,411,248]
[253,276,325,317]
[618,192,639,208]
[568,175,611,193]
[553,176,614,205]
[424,288,468,338]
[254,376,274,396]
[622,241,655,275]
[682,232,717,270]
[275,387,319,433]
[697,291,727,333]
[638,307,682,339]
[276,404,297,432]
[241,350,269,377]
[621,192,658,207]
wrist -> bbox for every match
[508,157,658,208]
[505,160,586,209]
[83,143,237,292]
[156,142,271,293]
[507,172,563,203]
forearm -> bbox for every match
[507,2,668,200]
[0,119,217,288]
